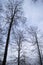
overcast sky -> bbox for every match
[0,0,43,62]
[1,0,43,31]
[7,0,43,61]
[23,0,43,32]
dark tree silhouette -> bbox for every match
[2,0,23,65]
[27,26,42,65]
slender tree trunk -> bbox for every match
[18,42,20,65]
[36,35,42,65]
[2,16,14,65]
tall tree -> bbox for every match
[2,0,23,65]
[27,26,42,65]
[14,30,25,65]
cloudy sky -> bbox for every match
[7,0,43,61]
[23,0,43,32]
[0,0,43,63]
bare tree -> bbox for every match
[27,26,42,65]
[2,0,23,65]
[15,30,25,65]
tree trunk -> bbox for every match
[2,16,14,65]
[36,35,42,65]
[18,42,20,65]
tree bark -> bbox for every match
[2,16,14,65]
